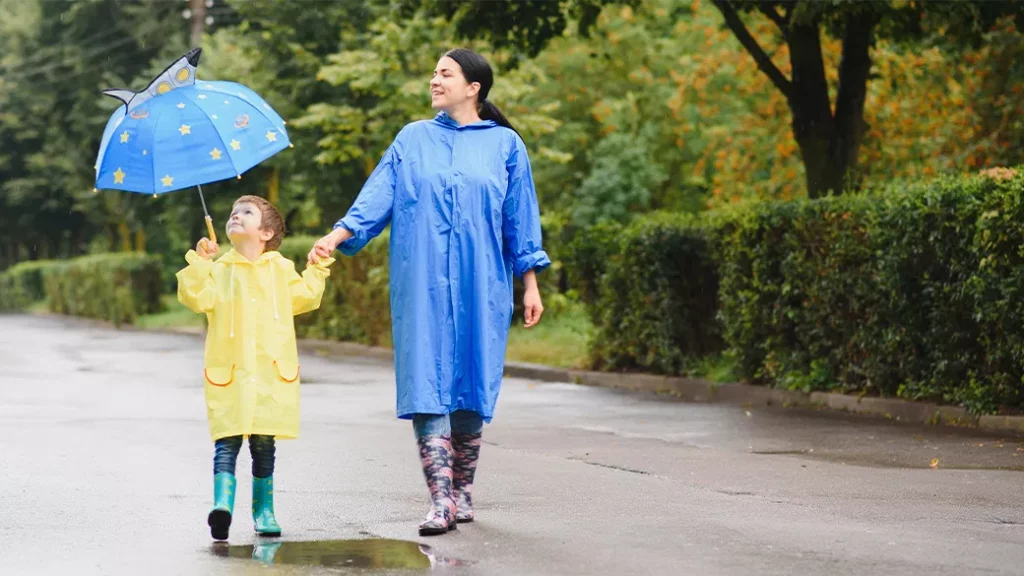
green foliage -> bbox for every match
[571,131,667,227]
[578,167,1024,414]
[576,212,723,374]
[42,252,164,326]
[412,0,638,58]
[0,259,55,310]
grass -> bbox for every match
[131,294,594,369]
[505,304,593,369]
[135,294,204,330]
[27,300,48,314]
[682,354,740,383]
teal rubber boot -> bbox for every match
[208,472,236,541]
[252,476,282,537]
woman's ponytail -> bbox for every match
[479,99,519,137]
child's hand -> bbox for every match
[307,228,351,265]
[197,237,219,260]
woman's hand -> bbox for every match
[522,270,544,328]
[307,228,352,265]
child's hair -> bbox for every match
[234,195,285,251]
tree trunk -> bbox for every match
[713,1,877,199]
[832,12,876,192]
[787,14,876,198]
[267,166,280,204]
[786,20,841,198]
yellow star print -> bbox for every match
[119,131,129,144]
[113,168,125,184]
[265,131,277,142]
[161,175,174,187]
[210,148,222,160]
[178,124,191,136]
[230,139,241,151]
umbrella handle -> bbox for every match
[205,215,217,245]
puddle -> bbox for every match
[213,538,468,570]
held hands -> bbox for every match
[197,237,219,260]
[307,227,352,265]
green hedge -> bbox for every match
[42,252,164,326]
[574,168,1024,414]
[0,260,55,311]
[279,234,392,347]
[568,214,723,374]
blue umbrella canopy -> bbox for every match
[95,48,291,195]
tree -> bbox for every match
[426,0,1024,198]
[0,0,185,266]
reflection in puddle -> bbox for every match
[213,538,467,569]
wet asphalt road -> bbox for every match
[2,314,1023,576]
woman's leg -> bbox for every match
[209,436,242,541]
[450,410,484,523]
[248,435,281,537]
[412,413,457,535]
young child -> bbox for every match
[176,195,334,541]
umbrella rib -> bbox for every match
[186,87,244,177]
[149,104,168,193]
[198,81,286,143]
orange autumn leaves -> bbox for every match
[670,7,1023,207]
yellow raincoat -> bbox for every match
[176,249,334,441]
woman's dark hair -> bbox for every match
[444,48,518,136]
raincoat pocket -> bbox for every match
[205,365,235,387]
[273,360,299,383]
[271,359,299,407]
[204,364,237,431]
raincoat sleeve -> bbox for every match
[503,135,551,277]
[176,250,217,314]
[334,140,401,256]
[285,256,335,316]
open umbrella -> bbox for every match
[94,47,292,244]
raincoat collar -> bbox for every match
[433,111,497,131]
[216,248,282,265]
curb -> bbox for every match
[132,327,1024,436]
[512,363,1023,436]
[29,312,1024,436]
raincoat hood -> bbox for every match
[432,111,497,131]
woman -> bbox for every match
[308,48,549,536]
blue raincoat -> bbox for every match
[335,112,550,422]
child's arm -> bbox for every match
[176,238,219,314]
[286,255,335,316]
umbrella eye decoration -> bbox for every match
[94,47,292,246]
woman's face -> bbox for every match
[430,56,479,111]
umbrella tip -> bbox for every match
[186,47,202,67]
[237,175,242,180]
[289,143,294,148]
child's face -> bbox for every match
[226,202,274,245]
